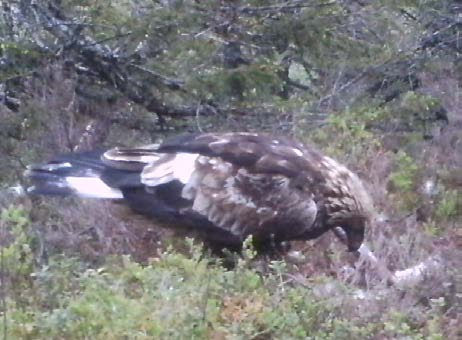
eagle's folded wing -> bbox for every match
[99,133,321,243]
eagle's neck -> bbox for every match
[313,155,369,228]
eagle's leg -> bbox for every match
[252,234,292,257]
[274,240,291,253]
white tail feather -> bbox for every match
[65,177,123,199]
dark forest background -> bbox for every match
[0,1,460,338]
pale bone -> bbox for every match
[332,227,441,288]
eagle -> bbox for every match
[25,132,374,253]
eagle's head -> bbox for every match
[316,155,374,252]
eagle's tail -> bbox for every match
[25,150,124,199]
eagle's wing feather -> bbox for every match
[157,132,325,176]
[184,156,318,242]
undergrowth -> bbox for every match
[2,205,456,340]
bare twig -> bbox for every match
[0,218,7,340]
[127,64,185,91]
[195,103,204,132]
[201,271,212,324]
[221,1,336,16]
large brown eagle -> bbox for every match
[26,132,374,252]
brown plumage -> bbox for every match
[26,132,374,252]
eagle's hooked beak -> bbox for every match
[332,225,365,252]
[345,226,365,252]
